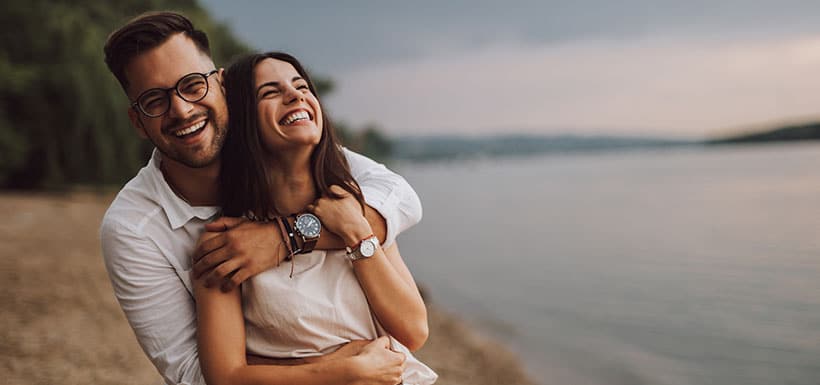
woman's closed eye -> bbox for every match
[260,89,280,98]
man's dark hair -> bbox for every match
[104,11,211,90]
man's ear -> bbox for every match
[217,67,226,94]
[127,106,149,139]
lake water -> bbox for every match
[396,142,820,385]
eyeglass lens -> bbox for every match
[138,73,210,117]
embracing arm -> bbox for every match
[193,275,405,385]
[310,186,429,351]
[343,148,422,247]
[193,150,421,290]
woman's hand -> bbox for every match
[308,185,373,247]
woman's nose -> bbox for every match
[283,87,304,104]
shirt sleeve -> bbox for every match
[100,218,205,385]
[343,148,422,247]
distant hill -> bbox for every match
[391,134,692,161]
[709,122,820,144]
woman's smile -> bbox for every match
[279,109,313,126]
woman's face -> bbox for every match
[254,58,323,153]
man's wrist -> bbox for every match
[343,355,366,383]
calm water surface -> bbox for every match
[397,143,820,385]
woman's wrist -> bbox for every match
[339,219,374,247]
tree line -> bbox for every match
[0,0,390,189]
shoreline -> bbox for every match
[0,191,538,385]
[416,304,540,385]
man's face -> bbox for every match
[124,33,228,169]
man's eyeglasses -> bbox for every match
[131,70,218,118]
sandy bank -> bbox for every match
[0,192,538,385]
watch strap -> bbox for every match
[292,214,320,254]
[346,235,378,261]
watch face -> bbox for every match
[360,238,377,257]
[295,214,321,238]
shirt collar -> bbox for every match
[146,149,220,229]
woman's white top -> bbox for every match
[242,249,438,385]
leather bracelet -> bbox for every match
[274,216,293,261]
[279,216,301,255]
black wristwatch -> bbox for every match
[293,213,321,254]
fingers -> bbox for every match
[328,184,349,196]
[393,350,406,365]
[355,337,405,385]
[197,230,222,244]
[203,257,242,288]
[204,216,246,232]
[193,232,227,263]
[360,336,388,353]
[374,335,391,349]
[329,339,370,359]
[221,267,252,292]
[193,245,232,278]
[346,339,371,350]
[389,350,406,384]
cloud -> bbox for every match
[325,35,820,138]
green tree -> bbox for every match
[0,0,249,188]
[0,0,392,188]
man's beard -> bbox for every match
[157,110,227,168]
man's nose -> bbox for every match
[167,92,194,118]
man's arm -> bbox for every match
[343,148,422,247]
[100,218,204,385]
[102,218,404,385]
[193,149,422,289]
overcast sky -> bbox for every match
[199,0,820,138]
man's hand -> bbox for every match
[308,185,374,247]
[245,338,404,385]
[350,337,406,385]
[192,216,284,291]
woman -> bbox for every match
[193,51,437,385]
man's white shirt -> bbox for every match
[100,148,422,385]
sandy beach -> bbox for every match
[0,191,538,385]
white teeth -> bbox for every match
[174,120,206,137]
[282,111,310,125]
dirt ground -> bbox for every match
[0,191,538,385]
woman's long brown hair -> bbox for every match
[219,51,364,218]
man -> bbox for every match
[100,11,421,385]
